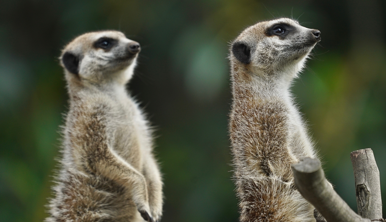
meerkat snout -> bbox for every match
[312,29,321,40]
[306,29,321,46]
[128,41,141,54]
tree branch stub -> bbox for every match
[292,158,371,222]
[351,148,383,220]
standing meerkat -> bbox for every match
[46,31,163,222]
[229,18,322,222]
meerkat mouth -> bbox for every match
[303,39,320,47]
[115,53,138,63]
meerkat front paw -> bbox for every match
[149,189,163,222]
[150,206,162,222]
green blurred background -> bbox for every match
[1,0,385,221]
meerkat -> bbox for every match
[229,18,322,222]
[45,31,163,222]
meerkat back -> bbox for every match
[46,31,163,222]
[229,18,322,222]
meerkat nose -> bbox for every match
[312,29,321,40]
[128,42,141,54]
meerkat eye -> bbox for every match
[94,37,117,50]
[266,23,294,38]
[273,26,285,34]
[101,40,110,47]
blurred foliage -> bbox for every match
[1,0,386,221]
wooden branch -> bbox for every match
[292,158,371,222]
[351,148,383,219]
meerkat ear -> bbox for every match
[232,42,251,64]
[62,52,80,75]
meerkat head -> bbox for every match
[60,31,140,86]
[231,18,321,79]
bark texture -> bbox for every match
[351,148,383,220]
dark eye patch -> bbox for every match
[93,37,118,50]
[265,23,295,39]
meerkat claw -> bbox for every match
[139,210,154,222]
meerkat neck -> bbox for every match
[67,80,129,103]
[231,68,293,102]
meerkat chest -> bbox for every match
[109,96,150,169]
